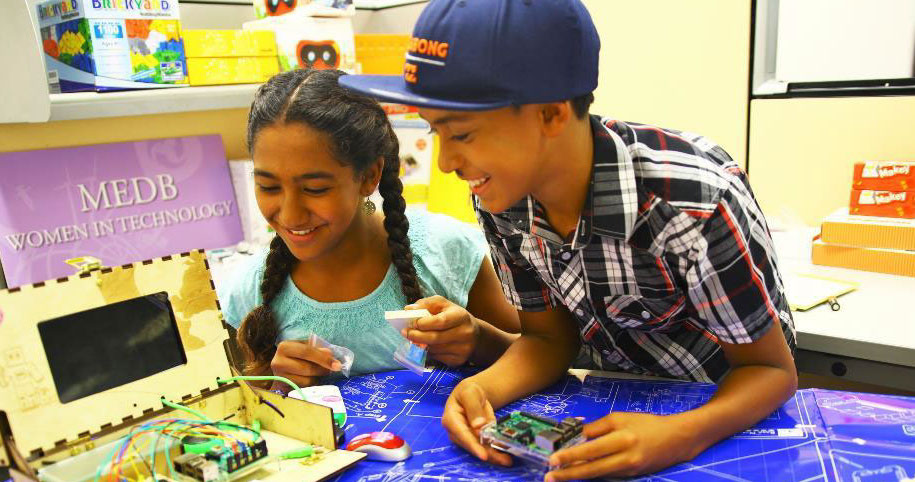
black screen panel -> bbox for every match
[38,292,186,403]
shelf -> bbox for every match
[354,0,428,10]
[48,83,262,122]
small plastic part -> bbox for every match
[278,445,315,459]
[181,435,223,455]
[308,333,355,377]
[384,309,432,332]
[393,340,427,376]
[65,256,105,274]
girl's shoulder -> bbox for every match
[215,247,270,328]
[404,209,488,307]
[405,209,486,258]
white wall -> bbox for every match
[776,0,915,82]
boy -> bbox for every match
[340,0,797,479]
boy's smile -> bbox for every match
[418,106,548,214]
[418,103,593,235]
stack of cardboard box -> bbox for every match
[183,30,279,86]
[813,162,915,277]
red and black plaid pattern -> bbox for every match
[475,116,795,382]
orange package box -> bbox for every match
[852,162,915,191]
[849,189,915,219]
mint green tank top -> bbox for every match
[219,209,487,376]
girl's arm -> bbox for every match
[403,256,521,367]
[465,256,521,365]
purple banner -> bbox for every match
[0,135,243,287]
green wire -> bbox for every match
[93,438,124,482]
[217,375,306,402]
[160,397,211,422]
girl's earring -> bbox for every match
[362,199,377,215]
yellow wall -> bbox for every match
[583,0,751,168]
[748,96,915,225]
[0,108,250,158]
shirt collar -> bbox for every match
[495,115,639,246]
[587,115,639,242]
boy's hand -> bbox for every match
[269,340,342,390]
[402,295,480,366]
[545,412,695,481]
[442,379,513,467]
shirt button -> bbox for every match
[575,309,584,317]
[641,310,651,320]
[561,251,572,261]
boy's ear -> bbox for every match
[360,156,385,196]
[538,102,573,138]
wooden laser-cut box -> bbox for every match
[0,249,363,480]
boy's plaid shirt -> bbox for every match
[474,115,795,382]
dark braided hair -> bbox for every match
[238,69,423,376]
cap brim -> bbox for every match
[339,75,512,111]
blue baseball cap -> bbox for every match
[339,0,600,111]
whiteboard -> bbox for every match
[753,0,915,95]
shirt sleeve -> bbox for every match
[475,205,555,312]
[215,251,266,329]
[684,180,790,344]
[411,211,487,308]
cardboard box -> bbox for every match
[820,208,915,251]
[183,29,277,57]
[0,250,364,479]
[35,0,188,92]
[853,161,915,191]
[812,239,915,277]
[243,13,356,73]
[187,57,279,85]
[355,34,409,74]
[849,189,915,219]
[253,0,354,20]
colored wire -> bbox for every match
[95,417,263,482]
[160,397,210,421]
[217,375,306,402]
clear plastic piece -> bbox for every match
[393,340,427,375]
[308,333,355,378]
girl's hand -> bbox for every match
[442,379,513,466]
[269,340,342,391]
[402,295,480,366]
[545,412,696,481]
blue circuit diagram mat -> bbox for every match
[330,368,915,481]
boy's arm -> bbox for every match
[466,256,522,365]
[474,306,580,407]
[442,306,581,464]
[548,174,797,480]
[546,322,795,480]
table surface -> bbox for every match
[327,367,915,481]
[772,229,915,367]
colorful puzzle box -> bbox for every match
[36,0,188,92]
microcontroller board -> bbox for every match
[480,411,584,465]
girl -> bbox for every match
[219,69,519,388]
